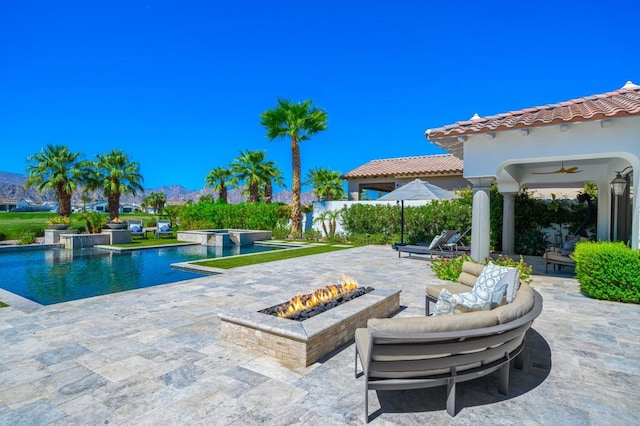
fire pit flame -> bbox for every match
[274,274,361,319]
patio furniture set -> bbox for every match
[354,259,542,422]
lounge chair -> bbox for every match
[128,219,145,239]
[397,229,460,258]
[155,219,173,238]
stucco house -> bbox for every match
[342,154,467,200]
[426,81,640,261]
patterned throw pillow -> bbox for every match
[501,267,520,304]
[471,262,511,309]
[432,288,490,315]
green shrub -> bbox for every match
[514,227,548,255]
[340,194,472,245]
[573,242,640,303]
[431,254,533,286]
[179,202,284,231]
[18,230,37,245]
[431,254,471,281]
[347,233,400,245]
[0,229,6,241]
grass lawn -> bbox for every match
[0,212,161,240]
[193,244,356,269]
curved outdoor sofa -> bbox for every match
[354,270,543,422]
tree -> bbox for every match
[86,149,144,220]
[261,161,285,204]
[144,191,167,214]
[205,166,232,203]
[230,150,271,203]
[261,99,328,237]
[305,167,344,201]
[25,144,88,217]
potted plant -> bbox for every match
[47,216,72,230]
[106,216,128,229]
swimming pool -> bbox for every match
[0,244,281,305]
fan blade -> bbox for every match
[563,167,581,173]
[532,171,557,175]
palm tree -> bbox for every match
[143,192,166,214]
[87,149,144,220]
[25,144,88,217]
[205,166,232,203]
[261,161,285,204]
[261,99,328,237]
[305,167,345,201]
[230,150,270,203]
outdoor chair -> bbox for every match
[155,219,173,238]
[397,229,460,258]
[128,219,145,238]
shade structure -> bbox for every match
[378,179,460,244]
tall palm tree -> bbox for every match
[305,167,345,201]
[205,166,232,203]
[25,144,88,217]
[230,150,270,203]
[87,149,144,220]
[261,99,328,237]
[261,161,285,204]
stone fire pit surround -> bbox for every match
[219,288,400,368]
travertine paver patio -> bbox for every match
[0,245,639,425]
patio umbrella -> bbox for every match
[378,178,460,244]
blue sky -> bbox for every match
[1,0,638,191]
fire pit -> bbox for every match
[260,275,374,321]
[219,277,400,368]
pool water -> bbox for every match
[0,244,281,305]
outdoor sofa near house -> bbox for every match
[355,261,542,421]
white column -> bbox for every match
[596,181,611,242]
[632,171,639,249]
[470,178,492,262]
[501,192,516,254]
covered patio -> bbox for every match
[426,81,640,261]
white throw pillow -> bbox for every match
[471,262,510,309]
[501,267,520,304]
[432,289,491,315]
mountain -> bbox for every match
[0,171,317,205]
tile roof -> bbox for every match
[341,154,463,179]
[426,81,640,139]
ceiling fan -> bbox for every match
[532,162,582,175]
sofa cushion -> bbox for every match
[432,289,490,315]
[462,261,485,277]
[426,283,471,299]
[491,283,534,324]
[457,272,478,287]
[471,262,510,309]
[130,224,142,232]
[367,309,499,336]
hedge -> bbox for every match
[573,242,640,304]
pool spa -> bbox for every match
[0,244,282,305]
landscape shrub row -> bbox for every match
[573,241,640,304]
[340,193,472,245]
[178,202,285,231]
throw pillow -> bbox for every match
[471,262,510,309]
[432,289,491,315]
[427,234,443,250]
[561,235,580,256]
[500,267,520,304]
[130,225,142,232]
[160,224,171,232]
